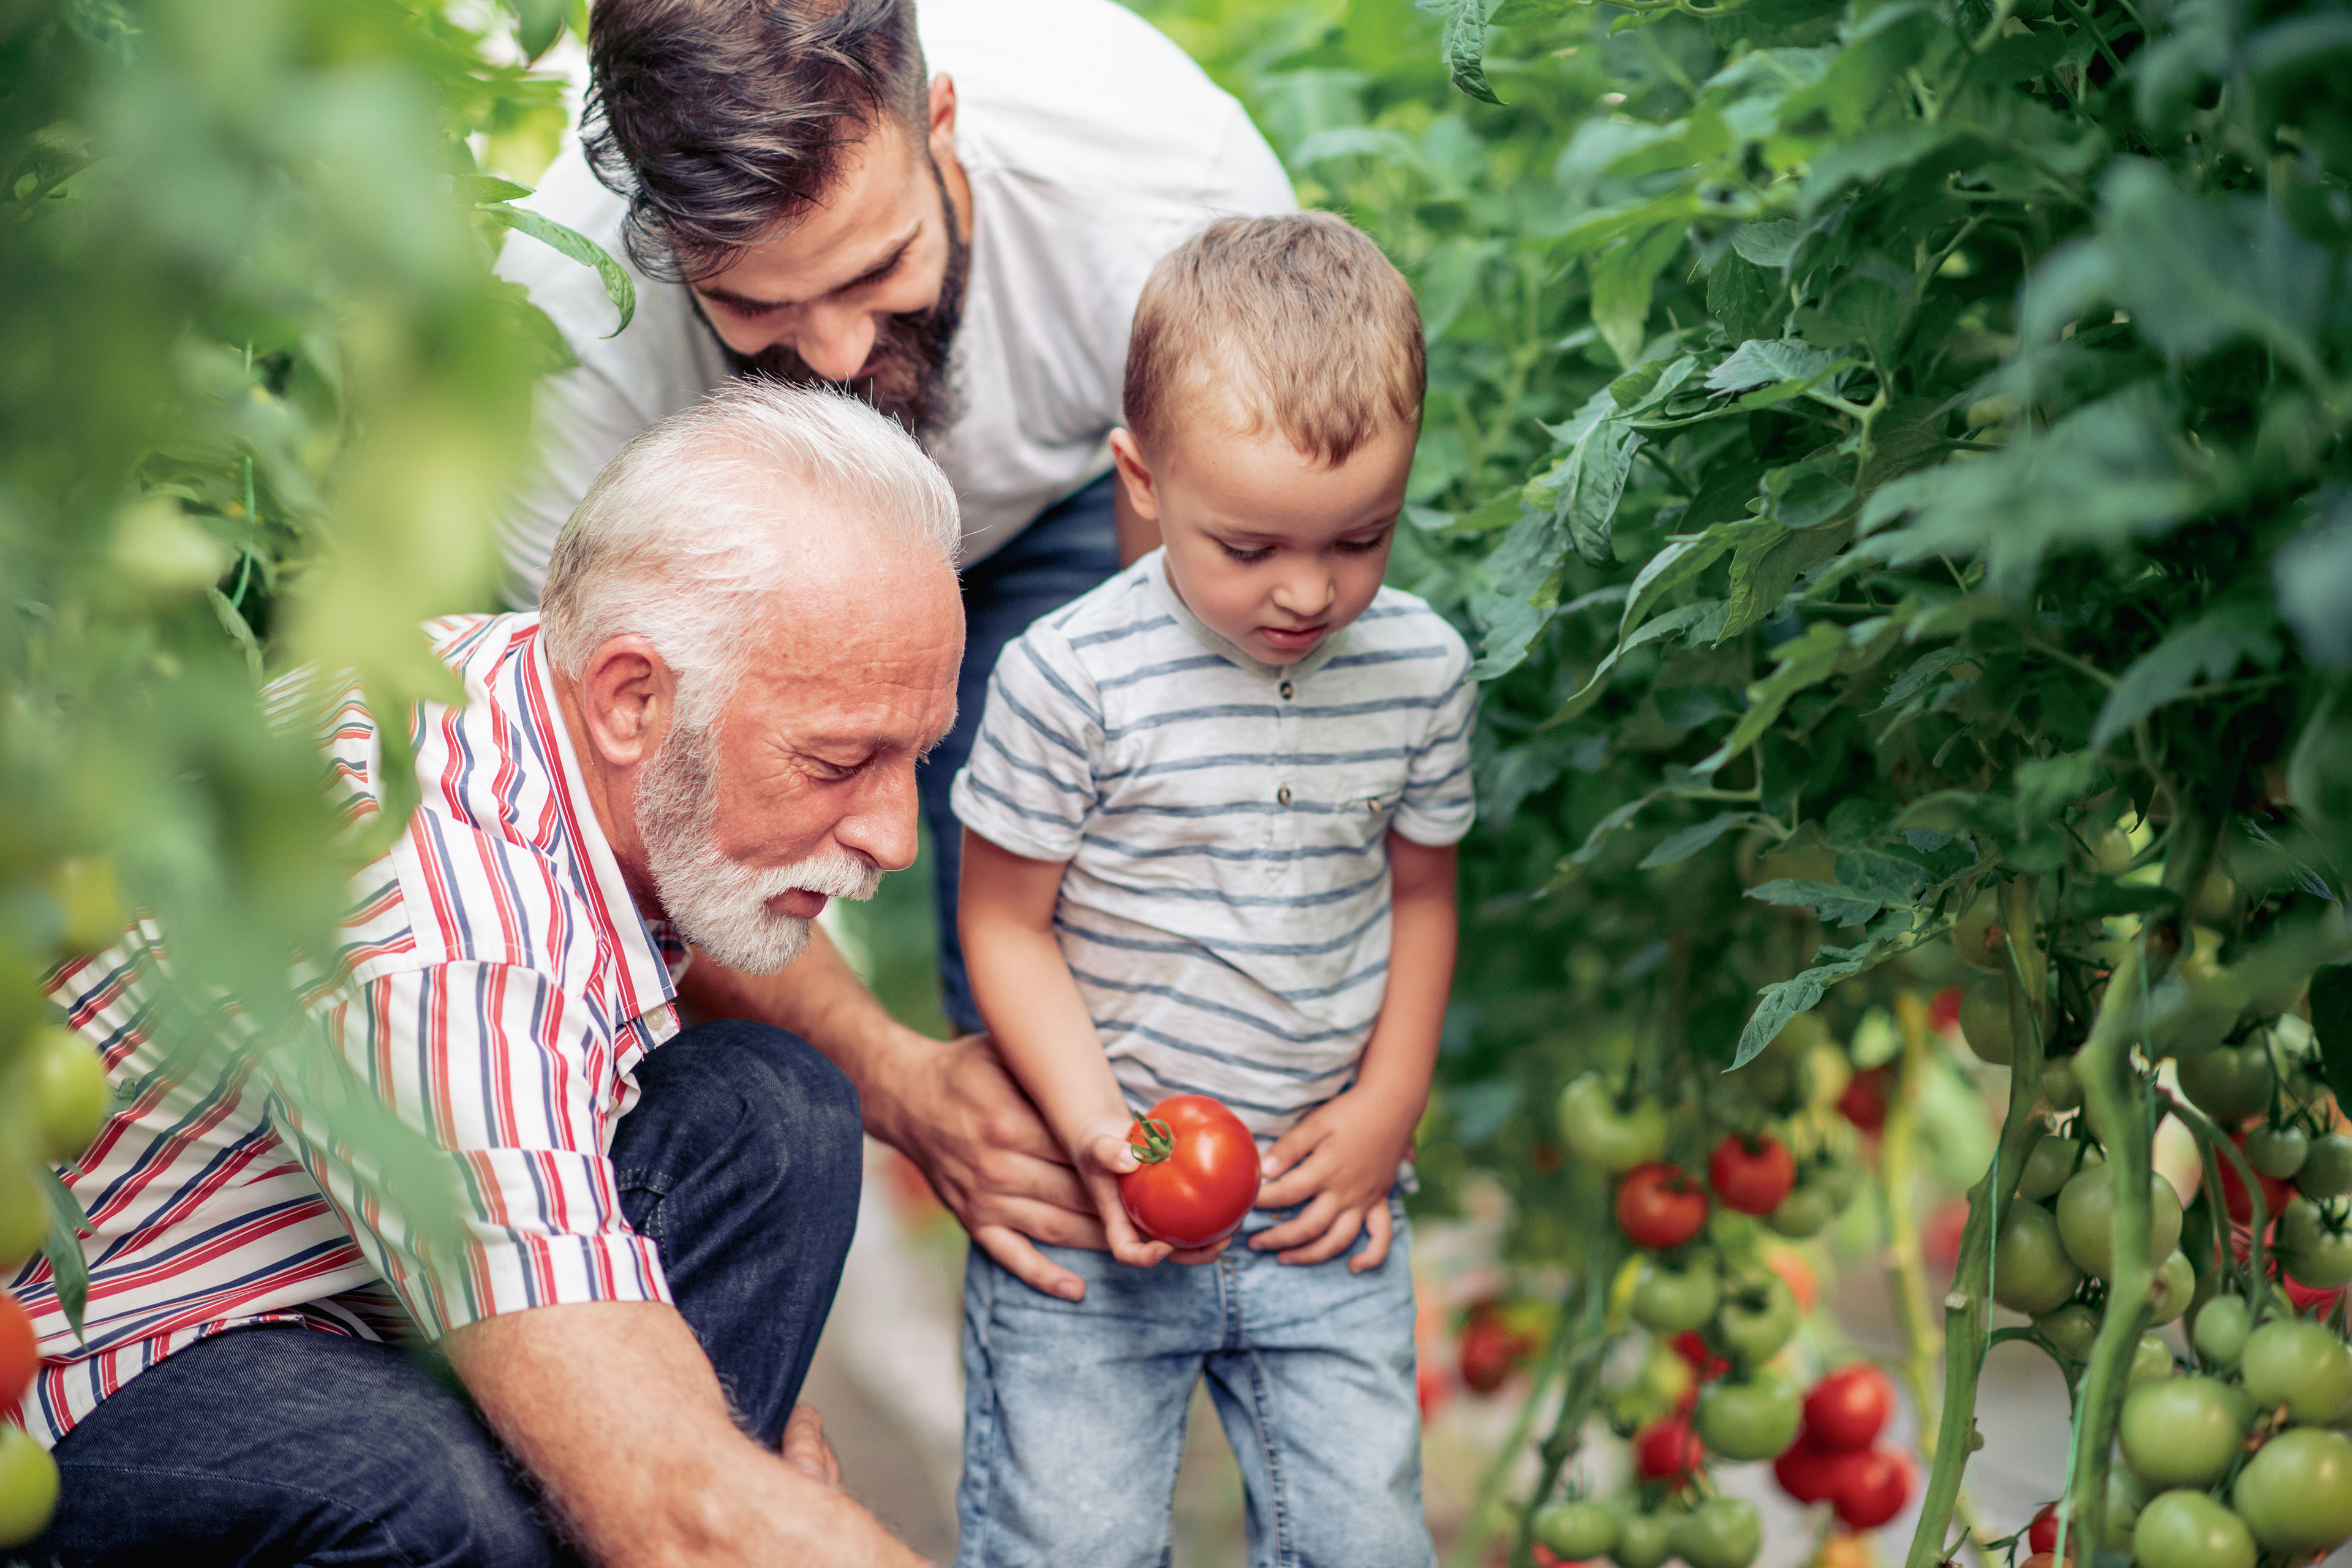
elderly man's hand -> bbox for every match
[781,1404,841,1487]
[889,1032,1107,1300]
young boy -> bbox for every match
[948,212,1474,1568]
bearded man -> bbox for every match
[21,385,956,1565]
[496,0,1297,1112]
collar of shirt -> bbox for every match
[1144,551,1351,682]
[524,621,684,1023]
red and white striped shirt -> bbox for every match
[11,614,685,1446]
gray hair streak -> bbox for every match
[540,380,960,723]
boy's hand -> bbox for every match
[1248,1085,1419,1270]
[1074,1114,1237,1269]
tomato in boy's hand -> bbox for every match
[1120,1095,1261,1248]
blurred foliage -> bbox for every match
[0,0,611,1327]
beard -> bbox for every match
[706,156,970,443]
[634,706,882,974]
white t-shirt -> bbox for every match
[493,0,1296,606]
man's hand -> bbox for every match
[676,935,1106,1300]
[446,1301,921,1566]
[782,1404,841,1487]
[878,1031,1108,1299]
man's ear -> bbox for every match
[927,72,958,154]
[1108,428,1161,522]
[578,635,675,771]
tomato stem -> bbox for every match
[1128,1111,1174,1166]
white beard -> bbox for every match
[635,709,881,973]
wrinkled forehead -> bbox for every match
[726,537,963,738]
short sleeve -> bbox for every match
[276,959,671,1340]
[950,626,1103,863]
[1393,646,1479,848]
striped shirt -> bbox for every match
[950,552,1476,1139]
[12,614,682,1447]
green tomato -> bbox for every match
[2035,1302,2100,1360]
[2239,1317,2352,1424]
[2132,1489,2255,1568]
[0,1160,43,1275]
[2233,1427,2352,1555]
[2190,1294,2251,1368]
[1959,979,2015,1066]
[0,1423,57,1549]
[1632,1257,1721,1335]
[1994,1201,2084,1314]
[2103,1466,2150,1554]
[1558,1074,1669,1175]
[1670,1496,1763,1568]
[2146,1250,2195,1327]
[2277,1197,2352,1288]
[1534,1500,1619,1560]
[1610,1511,1675,1568]
[2129,1332,2176,1389]
[2245,1123,2308,1179]
[2296,1131,2352,1198]
[26,1026,109,1164]
[1695,1376,1800,1462]
[2119,1375,2250,1488]
[2040,1057,2083,1112]
[2176,1040,2275,1123]
[1715,1271,1799,1364]
[2017,1133,2081,1203]
[1765,1185,1837,1239]
[2055,1165,2183,1281]
[1812,1160,1864,1209]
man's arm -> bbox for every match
[677,926,1106,1298]
[445,1300,920,1567]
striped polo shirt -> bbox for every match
[12,614,682,1447]
[950,552,1476,1139]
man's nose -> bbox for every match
[834,761,919,874]
[791,305,880,383]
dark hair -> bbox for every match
[583,0,930,282]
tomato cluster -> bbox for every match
[1771,1365,1914,1530]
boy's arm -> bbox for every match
[957,828,1178,1272]
[1251,834,1458,1268]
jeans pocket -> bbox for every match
[615,1167,671,1245]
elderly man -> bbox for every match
[23,386,956,1564]
[499,0,1295,1090]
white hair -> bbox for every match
[541,380,961,725]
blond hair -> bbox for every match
[1123,212,1425,467]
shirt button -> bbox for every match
[1276,785,1292,805]
[1280,681,1294,699]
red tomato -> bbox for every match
[1119,1096,1261,1248]
[0,1291,32,1406]
[1774,1434,1866,1504]
[1460,1314,1521,1395]
[1634,1414,1706,1482]
[1618,1162,1709,1250]
[1803,1363,1895,1452]
[1763,1248,1819,1313]
[1839,1066,1893,1134]
[1928,986,1964,1035]
[1672,1330,1730,1383]
[2020,1555,2065,1568]
[1833,1449,1914,1529]
[2026,1504,2079,1559]
[2217,1133,2296,1226]
[1415,1357,1450,1422]
[1710,1134,1798,1216]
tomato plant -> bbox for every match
[1831,1450,1913,1531]
[1708,1134,1795,1216]
[2230,1428,2352,1556]
[1119,1096,1260,1249]
[1615,1163,1708,1250]
[0,1425,55,1548]
[1801,1365,1893,1452]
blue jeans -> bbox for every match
[954,1196,1435,1568]
[920,473,1121,1035]
[26,1021,863,1567]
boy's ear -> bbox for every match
[1108,428,1160,521]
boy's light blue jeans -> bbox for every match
[953,1195,1437,1568]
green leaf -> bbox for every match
[1591,225,1687,368]
[1705,337,1846,397]
[1419,235,1505,342]
[1872,646,1966,712]
[1718,522,1851,641]
[1733,941,1898,1068]
[1442,0,1503,104]
[39,1166,91,1343]
[2273,495,2352,673]
[453,173,532,205]
[1745,878,1887,925]
[2087,606,2282,748]
[481,203,637,336]
[1708,252,1782,344]
[1637,811,1758,870]
[2310,963,2352,1114]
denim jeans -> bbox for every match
[954,1196,1435,1568]
[918,472,1121,1035]
[26,1020,863,1567]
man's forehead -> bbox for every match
[692,119,928,292]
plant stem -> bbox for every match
[1882,993,1944,1437]
[1904,880,2048,1568]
